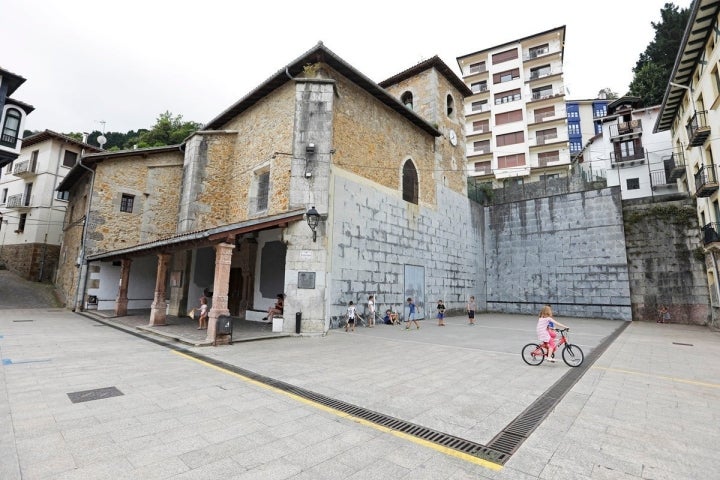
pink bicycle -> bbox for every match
[521,328,584,367]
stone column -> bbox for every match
[206,242,233,344]
[114,258,132,316]
[149,253,170,326]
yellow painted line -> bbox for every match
[593,366,720,389]
[173,350,503,471]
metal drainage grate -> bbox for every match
[67,386,124,403]
[672,342,694,346]
[486,321,630,460]
[13,320,34,322]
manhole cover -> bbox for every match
[67,386,124,403]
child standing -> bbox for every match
[466,295,477,325]
[367,295,376,328]
[436,299,446,326]
[345,301,357,332]
[405,297,420,330]
[197,296,208,330]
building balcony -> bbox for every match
[610,148,646,168]
[12,158,37,177]
[702,223,720,249]
[609,119,642,141]
[0,133,19,149]
[530,132,567,148]
[470,85,489,95]
[526,68,561,83]
[527,89,565,104]
[523,47,560,63]
[665,151,686,181]
[694,165,718,197]
[467,104,491,116]
[5,193,32,209]
[686,110,711,146]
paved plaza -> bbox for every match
[1,272,720,479]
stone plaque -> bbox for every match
[298,271,316,289]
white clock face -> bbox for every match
[449,129,457,146]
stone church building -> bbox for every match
[55,43,485,342]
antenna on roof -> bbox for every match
[94,120,107,149]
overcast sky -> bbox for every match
[3,0,689,135]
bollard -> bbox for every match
[295,312,301,334]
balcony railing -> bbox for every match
[686,110,711,146]
[694,165,718,197]
[6,193,31,208]
[12,158,37,177]
[524,47,553,61]
[534,133,558,146]
[529,88,564,101]
[472,146,491,155]
[702,223,720,247]
[527,68,560,82]
[537,155,560,167]
[610,147,646,167]
[0,133,18,149]
[468,65,487,75]
[609,119,642,140]
[471,85,489,94]
[469,104,491,114]
[665,151,686,181]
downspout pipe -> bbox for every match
[72,149,95,312]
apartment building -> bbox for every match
[655,0,720,316]
[566,98,609,158]
[457,26,569,186]
[0,130,100,281]
[0,66,34,168]
[577,97,674,199]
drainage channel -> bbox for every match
[485,321,630,459]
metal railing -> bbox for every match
[694,164,718,197]
[524,47,551,60]
[6,193,31,208]
[609,119,642,139]
[610,147,646,165]
[702,223,720,245]
[530,88,564,101]
[12,158,37,176]
[0,133,18,148]
[686,110,710,146]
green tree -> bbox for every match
[597,88,619,100]
[137,111,202,148]
[628,2,690,106]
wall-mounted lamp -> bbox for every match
[305,206,321,242]
[306,143,316,154]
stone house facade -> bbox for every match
[55,43,483,341]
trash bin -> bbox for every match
[85,295,98,310]
[215,315,233,345]
[272,316,283,333]
[295,312,302,334]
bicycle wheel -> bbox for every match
[561,344,584,367]
[522,343,545,366]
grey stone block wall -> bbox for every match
[622,196,709,325]
[484,187,632,321]
[328,176,482,326]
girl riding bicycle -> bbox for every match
[536,305,568,362]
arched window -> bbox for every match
[402,160,418,204]
[401,91,413,110]
[446,94,454,117]
[1,108,21,148]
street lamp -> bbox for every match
[305,206,320,242]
